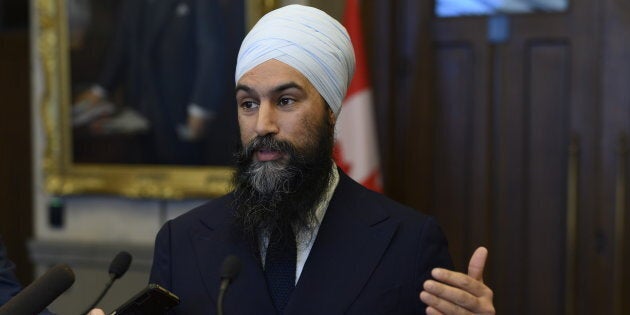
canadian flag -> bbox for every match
[334,0,382,192]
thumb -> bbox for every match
[468,246,488,282]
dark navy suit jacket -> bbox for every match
[150,171,453,314]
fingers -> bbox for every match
[423,278,480,310]
[430,268,488,298]
[467,246,488,281]
[426,305,446,315]
[421,275,495,314]
[419,246,495,315]
[420,290,470,315]
[87,309,106,315]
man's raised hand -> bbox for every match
[420,247,495,315]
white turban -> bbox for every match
[235,5,355,117]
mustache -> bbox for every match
[240,135,298,161]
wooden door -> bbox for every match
[599,1,630,314]
[430,1,606,314]
[364,0,630,312]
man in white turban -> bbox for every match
[90,5,494,315]
[235,4,355,118]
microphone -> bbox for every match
[109,251,132,280]
[80,251,132,315]
[0,264,75,315]
[217,255,242,315]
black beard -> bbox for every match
[231,114,334,246]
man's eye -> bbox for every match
[240,101,258,110]
[278,97,295,106]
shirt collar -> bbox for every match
[308,163,339,229]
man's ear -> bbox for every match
[321,98,336,126]
[328,108,337,126]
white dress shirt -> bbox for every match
[259,165,340,284]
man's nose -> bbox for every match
[254,102,279,136]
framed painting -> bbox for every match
[35,0,279,198]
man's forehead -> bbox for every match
[234,5,355,117]
[236,59,315,93]
[235,82,306,96]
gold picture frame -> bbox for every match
[35,0,278,199]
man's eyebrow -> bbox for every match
[235,84,252,94]
[235,82,305,94]
[272,82,304,93]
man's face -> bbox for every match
[235,59,332,165]
[232,59,335,240]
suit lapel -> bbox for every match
[285,173,400,314]
[188,197,276,314]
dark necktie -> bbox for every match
[264,224,297,312]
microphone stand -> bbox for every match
[217,255,241,315]
[79,251,132,315]
[217,278,230,315]
[80,275,115,315]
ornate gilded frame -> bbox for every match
[35,0,278,199]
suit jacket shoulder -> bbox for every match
[283,171,453,314]
[149,171,453,315]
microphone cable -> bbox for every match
[80,251,132,315]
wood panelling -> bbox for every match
[420,0,627,313]
[600,1,630,314]
[524,43,570,314]
[434,45,476,270]
[0,30,33,283]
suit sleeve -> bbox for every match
[414,217,454,312]
[149,221,173,291]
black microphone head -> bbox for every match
[220,255,242,281]
[0,264,75,315]
[109,251,132,280]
